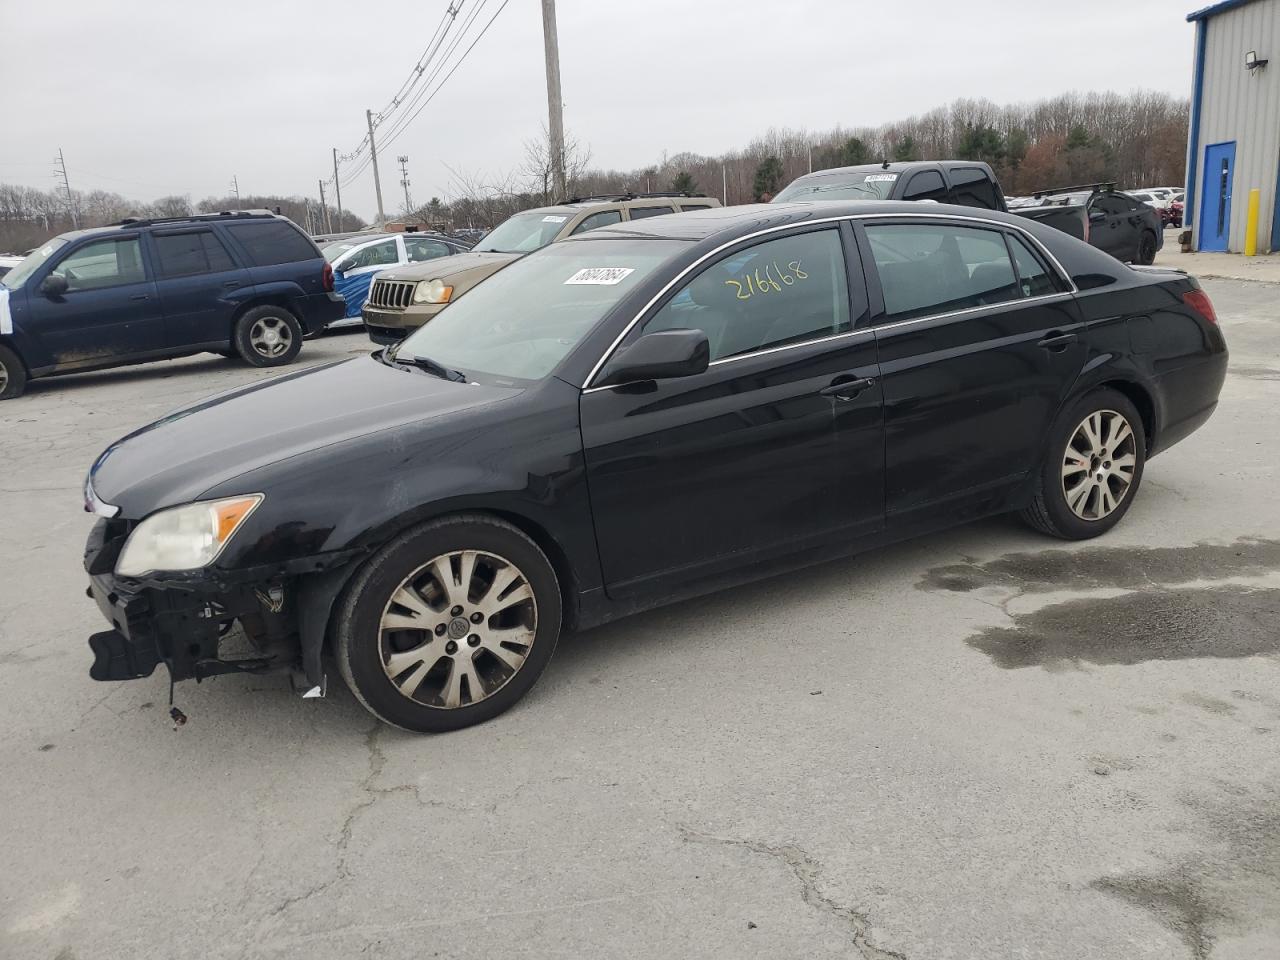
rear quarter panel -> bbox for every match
[1072,271,1226,454]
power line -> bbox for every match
[326,1,468,189]
[372,4,463,123]
[375,0,488,147]
[380,0,510,153]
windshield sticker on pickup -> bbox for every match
[564,267,635,285]
[542,215,568,223]
[864,174,898,182]
[0,287,11,335]
[724,260,808,301]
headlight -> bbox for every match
[116,495,263,577]
[413,279,453,304]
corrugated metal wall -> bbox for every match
[1194,0,1280,252]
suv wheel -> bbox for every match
[335,514,563,733]
[1136,231,1157,265]
[1020,388,1146,540]
[0,344,28,400]
[234,306,303,367]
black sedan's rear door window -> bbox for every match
[865,223,1023,322]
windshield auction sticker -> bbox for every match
[542,215,568,223]
[865,174,898,182]
[564,267,635,285]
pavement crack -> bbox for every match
[679,826,907,959]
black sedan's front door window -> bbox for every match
[580,226,885,597]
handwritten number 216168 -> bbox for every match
[724,260,807,301]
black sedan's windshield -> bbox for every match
[774,172,899,202]
[393,239,686,383]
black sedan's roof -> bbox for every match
[580,200,1035,243]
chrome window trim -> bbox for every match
[870,291,1076,334]
[856,211,1079,295]
[581,210,1077,391]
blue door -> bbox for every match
[1199,141,1235,252]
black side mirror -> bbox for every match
[597,329,710,387]
[40,274,69,296]
[1088,210,1107,222]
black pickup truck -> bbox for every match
[773,162,1162,265]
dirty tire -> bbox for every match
[1020,388,1146,540]
[335,514,562,733]
[1136,230,1157,265]
[233,305,303,368]
[0,344,28,400]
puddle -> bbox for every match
[965,585,1280,669]
[919,538,1280,595]
[1091,784,1280,959]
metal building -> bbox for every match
[1185,0,1280,253]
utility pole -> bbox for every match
[318,180,332,233]
[230,175,241,207]
[807,143,813,173]
[397,155,413,218]
[332,148,344,232]
[540,0,567,202]
[722,165,728,205]
[55,148,79,228]
[366,109,386,224]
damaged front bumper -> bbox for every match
[84,518,359,694]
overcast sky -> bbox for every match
[2,0,1195,222]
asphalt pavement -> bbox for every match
[2,286,1278,960]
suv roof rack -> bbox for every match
[564,191,707,204]
[1031,182,1116,199]
[114,209,277,228]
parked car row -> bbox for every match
[0,168,1173,403]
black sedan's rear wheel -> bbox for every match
[334,515,562,733]
[1020,388,1146,540]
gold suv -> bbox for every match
[362,193,720,344]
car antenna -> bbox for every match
[882,159,890,169]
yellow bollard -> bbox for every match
[1244,188,1261,256]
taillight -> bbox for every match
[322,262,334,292]
[1182,288,1218,325]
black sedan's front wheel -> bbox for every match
[334,515,562,733]
[1020,389,1146,540]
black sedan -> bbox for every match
[82,201,1227,733]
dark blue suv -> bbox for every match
[0,210,345,400]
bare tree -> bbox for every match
[521,125,592,203]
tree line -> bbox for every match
[1,89,1188,252]
[0,187,365,255]
[442,89,1189,222]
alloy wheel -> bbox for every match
[1061,409,1137,520]
[0,358,8,394]
[249,316,293,358]
[378,550,537,709]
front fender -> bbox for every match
[200,377,603,594]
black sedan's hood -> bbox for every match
[89,356,521,517]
